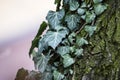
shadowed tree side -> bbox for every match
[74,0,120,80]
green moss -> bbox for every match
[74,0,120,79]
[106,15,116,40]
[114,11,120,43]
[15,68,29,80]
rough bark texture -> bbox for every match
[74,0,120,80]
[15,68,41,80]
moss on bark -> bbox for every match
[74,0,120,80]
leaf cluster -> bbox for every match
[29,0,107,79]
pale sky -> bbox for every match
[0,1,55,79]
[0,0,55,44]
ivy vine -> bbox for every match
[29,0,107,80]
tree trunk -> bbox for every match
[74,0,120,80]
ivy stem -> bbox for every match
[72,64,75,80]
[76,23,86,34]
[92,20,95,26]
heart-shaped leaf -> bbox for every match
[65,14,80,31]
[69,0,79,11]
[34,53,51,73]
[77,8,86,15]
[94,3,107,15]
[85,11,96,23]
[76,37,88,47]
[68,32,76,44]
[85,25,97,37]
[44,25,68,49]
[74,48,84,56]
[62,54,75,68]
[53,70,64,80]
[46,9,65,29]
[57,46,70,56]
[41,71,53,80]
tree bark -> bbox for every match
[74,0,120,80]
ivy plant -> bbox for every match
[29,0,107,79]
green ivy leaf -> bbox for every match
[94,3,107,15]
[76,37,88,47]
[54,62,59,67]
[69,0,79,11]
[75,48,83,56]
[57,46,70,56]
[77,8,86,15]
[41,71,53,80]
[63,0,69,4]
[61,39,70,46]
[62,54,75,68]
[93,0,103,4]
[70,46,76,53]
[53,70,64,80]
[29,0,108,79]
[44,25,68,49]
[63,77,68,80]
[38,37,48,54]
[34,53,51,73]
[68,32,76,44]
[81,15,86,20]
[29,21,47,56]
[85,11,96,23]
[81,2,87,8]
[31,50,37,58]
[46,9,65,29]
[69,69,73,74]
[85,25,97,37]
[65,14,80,31]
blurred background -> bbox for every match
[0,0,55,80]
